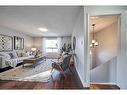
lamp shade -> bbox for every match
[31,48,37,51]
[92,40,95,43]
[95,42,98,46]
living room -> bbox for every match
[0,6,82,89]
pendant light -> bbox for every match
[90,24,99,48]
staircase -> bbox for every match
[90,56,117,84]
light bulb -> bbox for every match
[95,42,98,46]
[90,44,93,47]
[92,40,95,43]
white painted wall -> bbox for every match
[61,36,71,46]
[94,22,117,67]
[72,7,89,87]
[90,57,117,83]
[33,37,43,50]
[90,60,110,83]
[0,26,33,51]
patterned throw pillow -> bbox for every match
[13,52,18,58]
[0,53,11,59]
[16,52,22,57]
[8,53,14,59]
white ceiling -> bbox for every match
[90,15,118,33]
[0,6,81,37]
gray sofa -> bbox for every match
[0,51,34,68]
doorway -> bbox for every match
[89,15,119,85]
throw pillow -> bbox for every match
[13,52,18,58]
[8,53,14,59]
[17,52,22,57]
[0,53,11,59]
[22,52,27,57]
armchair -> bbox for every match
[51,54,72,78]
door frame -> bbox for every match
[87,13,121,85]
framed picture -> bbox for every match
[0,34,13,51]
[14,36,24,50]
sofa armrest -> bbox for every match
[0,56,3,68]
[0,56,2,63]
[0,56,6,68]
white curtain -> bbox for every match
[57,37,62,54]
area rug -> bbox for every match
[0,59,57,82]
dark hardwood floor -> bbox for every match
[0,65,83,89]
[0,64,120,89]
[90,84,120,89]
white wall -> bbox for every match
[72,7,88,87]
[33,37,42,50]
[94,22,117,67]
[90,60,110,83]
[90,57,117,83]
[0,26,33,51]
[61,36,71,47]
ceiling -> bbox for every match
[90,15,118,33]
[0,6,81,37]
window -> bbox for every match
[45,39,58,53]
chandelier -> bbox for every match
[90,24,98,48]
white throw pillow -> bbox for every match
[0,53,11,59]
[12,52,18,58]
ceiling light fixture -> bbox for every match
[38,27,48,32]
[90,24,99,48]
